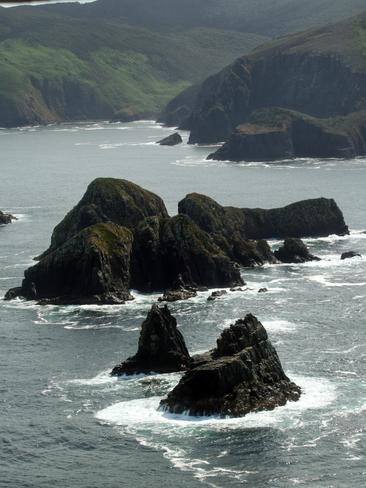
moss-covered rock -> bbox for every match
[41,178,168,258]
[6,222,134,305]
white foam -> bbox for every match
[67,370,116,387]
[96,375,336,431]
[262,319,297,333]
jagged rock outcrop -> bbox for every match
[274,238,320,263]
[157,133,183,146]
[341,251,362,260]
[179,193,348,241]
[160,313,301,417]
[208,108,366,161]
[161,16,366,150]
[0,211,16,225]
[111,305,191,375]
[5,223,134,305]
[131,214,243,291]
[39,178,169,259]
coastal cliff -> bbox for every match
[161,14,366,158]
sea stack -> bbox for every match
[161,314,301,417]
[112,305,191,375]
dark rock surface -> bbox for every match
[274,238,320,264]
[341,251,362,260]
[158,132,183,146]
[160,313,301,417]
[40,178,169,258]
[131,214,244,291]
[208,108,366,162]
[112,305,191,375]
[0,211,16,225]
[179,192,349,241]
[6,223,134,305]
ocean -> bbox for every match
[1,120,365,487]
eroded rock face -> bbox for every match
[274,238,320,263]
[131,214,244,291]
[6,223,134,305]
[40,178,169,258]
[0,211,16,225]
[158,132,183,146]
[112,305,191,375]
[160,314,301,417]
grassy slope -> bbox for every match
[0,6,267,126]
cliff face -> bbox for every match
[162,15,366,145]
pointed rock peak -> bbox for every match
[214,314,268,357]
[112,305,191,375]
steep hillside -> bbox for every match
[161,14,366,144]
[0,5,266,127]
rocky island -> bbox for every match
[5,178,348,304]
[159,312,301,417]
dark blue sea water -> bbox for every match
[1,121,365,487]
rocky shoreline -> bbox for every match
[4,178,348,305]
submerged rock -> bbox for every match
[6,223,134,305]
[112,305,191,375]
[274,238,320,264]
[160,314,301,417]
[157,132,183,146]
[341,251,362,260]
[0,210,16,225]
